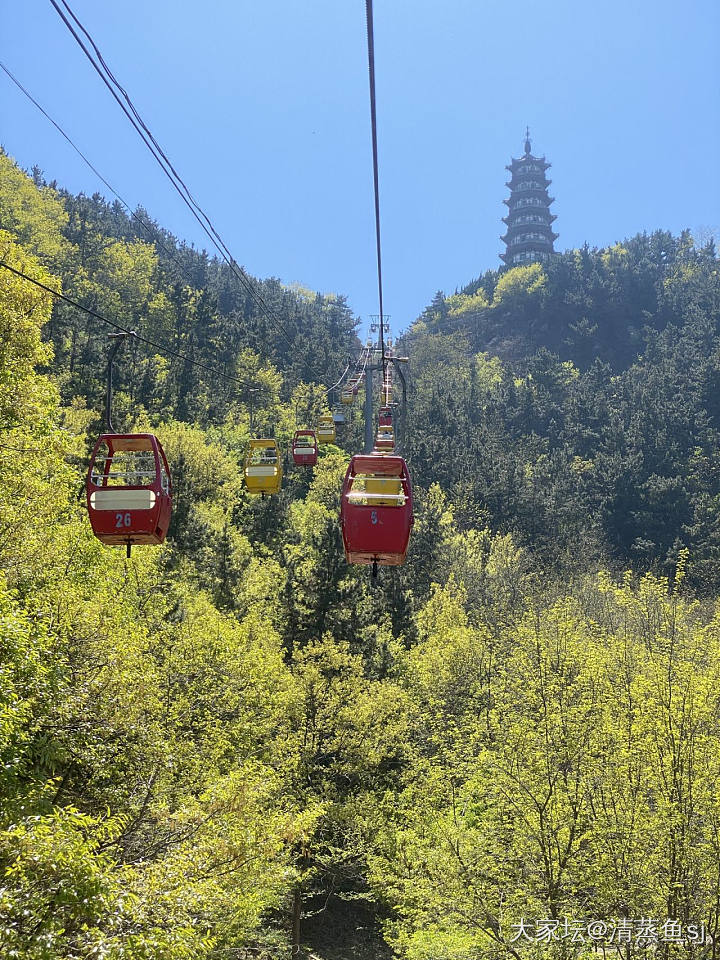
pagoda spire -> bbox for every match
[500,131,558,268]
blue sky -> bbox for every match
[2,0,718,336]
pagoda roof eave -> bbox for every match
[503,228,556,240]
[508,182,551,192]
[506,239,555,251]
[507,156,550,169]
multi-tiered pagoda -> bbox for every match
[500,129,558,267]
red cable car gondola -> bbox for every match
[378,405,393,427]
[85,332,172,557]
[340,454,413,576]
[292,429,318,466]
[87,433,172,556]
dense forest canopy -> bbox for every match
[403,235,720,589]
[2,149,720,959]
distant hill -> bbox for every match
[0,148,361,424]
[407,231,718,371]
[401,232,720,589]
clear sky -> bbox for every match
[1,0,719,336]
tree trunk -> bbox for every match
[292,885,302,957]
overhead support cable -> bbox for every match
[1,60,131,214]
[49,0,296,348]
[0,260,249,387]
[364,0,386,375]
[0,59,215,288]
[47,0,350,390]
[2,55,372,399]
[324,359,352,396]
[359,342,371,376]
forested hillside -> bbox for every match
[3,149,720,959]
[404,237,720,590]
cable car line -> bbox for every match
[1,61,131,219]
[359,342,371,376]
[0,260,250,388]
[336,4,414,579]
[325,360,351,396]
[364,0,387,377]
[2,57,353,400]
[49,0,228,253]
[49,0,296,350]
[52,0,257,307]
[0,59,215,294]
[48,0,333,376]
[48,0,205,228]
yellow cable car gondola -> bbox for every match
[341,386,354,404]
[317,414,336,444]
[244,438,283,495]
[375,425,395,451]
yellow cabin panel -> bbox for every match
[347,475,404,507]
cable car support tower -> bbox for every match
[363,320,408,456]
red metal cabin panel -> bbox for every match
[350,454,403,476]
